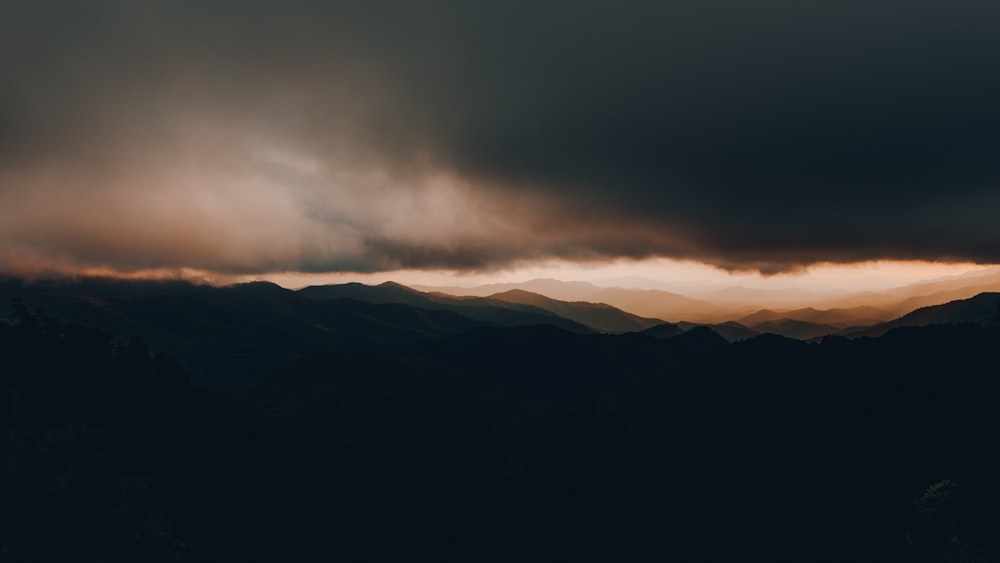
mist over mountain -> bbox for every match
[690,286,837,306]
[417,279,725,322]
[420,269,1000,338]
[812,268,1000,313]
[5,0,1000,556]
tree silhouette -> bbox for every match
[906,480,1000,563]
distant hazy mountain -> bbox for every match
[298,281,593,334]
[298,280,435,306]
[816,268,1000,314]
[416,278,724,323]
[691,268,1000,312]
[580,286,726,323]
[413,278,602,300]
[880,282,1000,317]
[690,286,836,306]
[850,292,1000,337]
[417,268,1000,332]
[738,306,892,330]
[485,289,665,333]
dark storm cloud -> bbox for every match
[2,0,999,274]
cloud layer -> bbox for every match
[3,0,1000,275]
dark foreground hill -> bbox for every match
[4,285,1000,561]
[0,277,593,391]
[247,320,1000,562]
[0,288,1000,562]
[298,281,593,333]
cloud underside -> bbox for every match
[2,0,999,275]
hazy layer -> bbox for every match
[249,259,997,295]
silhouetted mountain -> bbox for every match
[640,322,682,339]
[707,320,761,341]
[662,325,729,353]
[416,278,725,322]
[298,280,432,305]
[750,318,844,340]
[0,302,529,562]
[485,289,665,333]
[298,281,593,334]
[880,284,1000,318]
[419,268,1000,324]
[738,305,893,328]
[0,278,492,389]
[413,278,603,300]
[643,321,757,342]
[675,320,760,341]
[851,292,1000,337]
[6,277,1000,562]
[652,305,897,341]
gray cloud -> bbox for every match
[2,0,999,275]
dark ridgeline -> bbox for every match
[2,278,1000,562]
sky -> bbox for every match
[3,1,999,289]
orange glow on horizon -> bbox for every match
[239,259,999,294]
[5,258,997,298]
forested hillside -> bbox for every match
[3,297,1000,561]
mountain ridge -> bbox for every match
[484,289,666,333]
[849,292,1000,338]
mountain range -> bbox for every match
[4,275,1000,392]
[850,292,1000,338]
[418,267,1000,320]
[414,279,725,323]
[6,275,1000,561]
